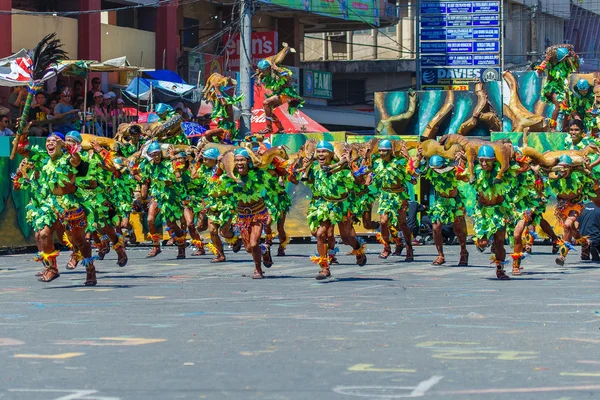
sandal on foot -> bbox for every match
[277,246,286,256]
[379,247,391,259]
[457,251,469,266]
[555,256,565,266]
[512,266,522,276]
[392,245,404,256]
[315,269,331,280]
[432,256,445,265]
[262,245,273,268]
[232,239,242,253]
[84,268,97,286]
[496,269,510,280]
[211,255,226,263]
[146,247,162,258]
[192,248,206,256]
[253,270,265,279]
[38,268,60,283]
[356,254,367,267]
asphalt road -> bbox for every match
[1,242,600,400]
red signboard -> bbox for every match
[203,54,224,81]
[222,32,278,70]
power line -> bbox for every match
[1,0,174,16]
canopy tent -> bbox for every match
[123,76,204,116]
[142,70,186,84]
[62,56,139,77]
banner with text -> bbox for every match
[222,31,278,71]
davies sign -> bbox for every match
[222,32,278,70]
[421,67,500,86]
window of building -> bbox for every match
[183,18,200,48]
[331,79,366,105]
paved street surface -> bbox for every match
[1,243,600,399]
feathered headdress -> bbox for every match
[11,33,68,160]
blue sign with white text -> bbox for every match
[419,1,501,87]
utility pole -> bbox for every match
[239,0,253,137]
[415,0,421,90]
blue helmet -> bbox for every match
[379,139,392,150]
[576,79,590,92]
[316,140,334,152]
[477,145,496,159]
[257,59,270,71]
[147,113,160,123]
[49,132,65,141]
[429,155,445,168]
[234,147,251,159]
[556,47,569,62]
[558,154,573,166]
[203,148,220,160]
[147,141,161,155]
[155,103,172,116]
[66,131,82,143]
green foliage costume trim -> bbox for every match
[472,202,513,240]
[264,172,291,222]
[226,169,270,204]
[473,162,517,203]
[509,167,546,225]
[425,167,460,196]
[262,67,304,115]
[471,162,517,239]
[568,92,595,131]
[541,60,578,104]
[140,158,185,222]
[372,157,413,226]
[307,166,358,231]
[21,147,61,230]
[548,169,595,200]
[377,191,408,227]
[77,152,118,231]
[206,173,236,226]
[429,196,465,225]
[372,157,414,191]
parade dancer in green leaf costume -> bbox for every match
[535,45,579,130]
[191,148,240,263]
[16,133,98,286]
[218,148,275,279]
[370,139,421,261]
[134,141,187,259]
[305,141,368,280]
[67,132,128,269]
[548,154,596,266]
[250,141,293,256]
[114,124,143,243]
[568,79,595,133]
[151,103,190,145]
[254,43,304,135]
[12,143,65,277]
[509,148,558,275]
[424,154,469,267]
[471,145,518,280]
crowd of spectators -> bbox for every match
[1,76,204,138]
